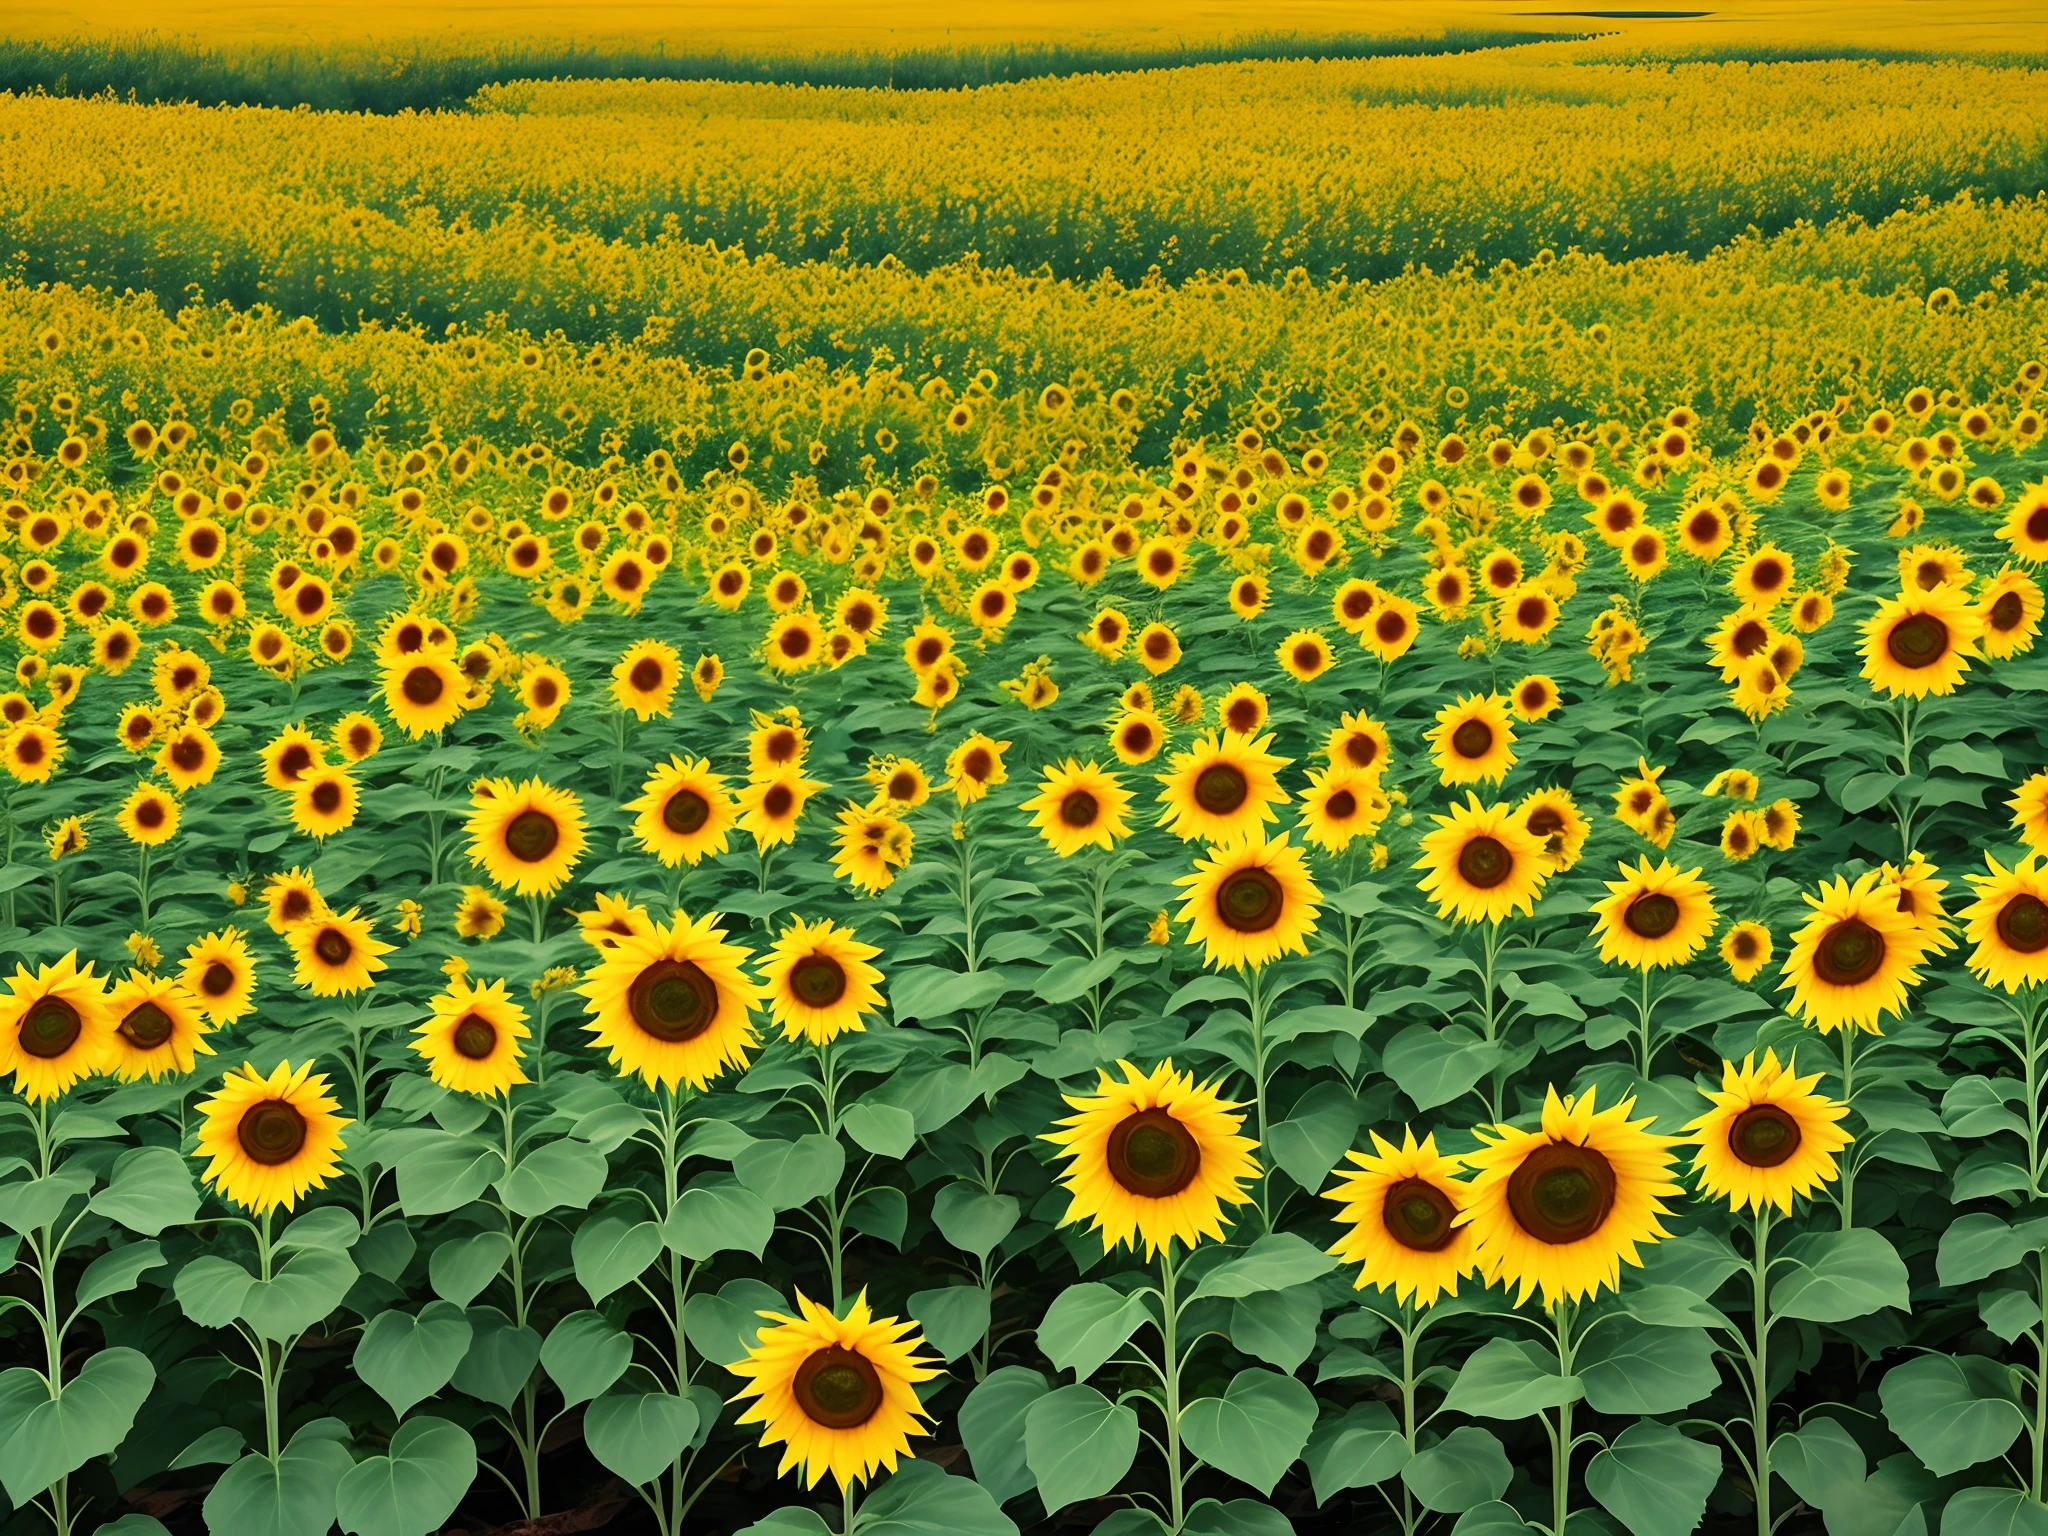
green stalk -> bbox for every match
[1750,1208,1774,1536]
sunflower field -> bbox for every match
[3,19,2048,1536]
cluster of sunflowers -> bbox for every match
[0,350,2045,1536]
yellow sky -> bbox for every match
[15,0,2047,52]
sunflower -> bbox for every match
[1778,869,1937,1034]
[2,722,63,783]
[1109,708,1166,765]
[259,723,324,789]
[104,970,212,1081]
[455,885,507,939]
[332,711,384,762]
[262,867,325,934]
[1460,1085,1681,1307]
[466,778,587,896]
[1722,921,1774,982]
[764,612,826,674]
[1296,766,1388,854]
[1508,674,1560,721]
[1516,786,1589,873]
[1979,567,2044,659]
[180,929,257,1024]
[1685,1051,1851,1214]
[1414,794,1550,925]
[1860,583,1983,698]
[728,1291,940,1492]
[1134,621,1181,675]
[1277,629,1335,682]
[832,805,908,895]
[290,764,358,840]
[1960,853,2048,993]
[1427,694,1516,785]
[1589,858,1718,970]
[611,638,680,719]
[1216,683,1268,737]
[1995,480,2048,564]
[415,974,529,1096]
[1175,831,1322,971]
[2012,769,2048,854]
[1323,712,1391,779]
[193,1060,350,1214]
[1021,759,1132,857]
[749,712,811,776]
[288,908,393,996]
[1361,595,1421,661]
[381,651,467,737]
[118,781,179,846]
[578,910,763,1090]
[1325,1129,1474,1307]
[0,952,113,1102]
[1733,544,1795,608]
[627,757,735,867]
[738,772,826,852]
[758,917,886,1046]
[1154,729,1290,845]
[1878,851,1956,954]
[942,733,1009,805]
[1042,1060,1260,1258]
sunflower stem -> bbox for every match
[1749,1206,1775,1536]
[1635,967,1657,1078]
[1547,1297,1580,1536]
[840,1475,858,1535]
[1247,965,1271,1230]
[2033,1244,2048,1502]
[136,841,151,930]
[1836,1031,1858,1229]
[1159,1240,1186,1534]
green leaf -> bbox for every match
[1382,1024,1498,1112]
[93,1517,174,1536]
[200,1418,354,1536]
[174,1254,255,1327]
[1940,1487,2048,1536]
[171,1427,248,1470]
[239,1247,359,1341]
[1769,1416,1866,1511]
[1635,1230,1744,1299]
[1938,1214,2036,1287]
[542,1310,634,1407]
[1585,1421,1720,1536]
[74,1240,165,1310]
[840,1102,917,1158]
[737,1510,833,1536]
[275,1205,360,1253]
[1880,1353,2026,1476]
[734,1134,844,1210]
[334,1417,475,1536]
[498,1136,608,1218]
[867,1063,978,1134]
[1182,1498,1293,1536]
[1035,949,1126,1004]
[1304,1401,1408,1505]
[1402,1427,1512,1513]
[890,965,1021,1024]
[1191,1233,1339,1299]
[1578,1322,1719,1415]
[584,1392,699,1487]
[0,1167,94,1235]
[352,1303,473,1419]
[450,1306,541,1409]
[395,1136,504,1217]
[931,1183,1018,1259]
[88,1148,198,1236]
[1038,1282,1151,1381]
[1438,1337,1581,1420]
[1023,1383,1138,1512]
[666,1174,775,1260]
[1771,1229,1909,1323]
[0,1348,155,1504]
[1179,1368,1317,1496]
[1452,1503,1543,1536]
[428,1230,510,1306]
[1266,1081,1361,1192]
[1224,1286,1322,1372]
[682,1279,786,1367]
[852,1458,1019,1536]
[355,1224,415,1282]
[572,1214,663,1303]
[1840,770,1902,814]
[845,1186,908,1248]
[908,1286,991,1362]
[958,1367,1048,1505]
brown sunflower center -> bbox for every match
[314,928,353,966]
[662,788,710,835]
[119,1001,174,1050]
[452,1013,498,1059]
[793,1346,884,1429]
[1728,1104,1802,1168]
[402,665,445,705]
[505,809,560,863]
[1813,919,1885,985]
[310,779,343,814]
[1381,1177,1457,1252]
[1526,807,1564,840]
[1451,720,1494,760]
[1623,892,1681,939]
[1457,835,1512,890]
[1059,790,1099,828]
[1997,894,2048,954]
[1326,789,1358,820]
[628,959,719,1042]
[1885,613,1948,670]
[1990,592,2025,632]
[1105,1108,1202,1198]
[237,1100,308,1166]
[1505,1142,1616,1245]
[1216,867,1284,933]
[1194,763,1249,816]
[201,961,236,998]
[790,954,848,1009]
[1344,733,1379,769]
[20,997,82,1059]
[630,658,663,692]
